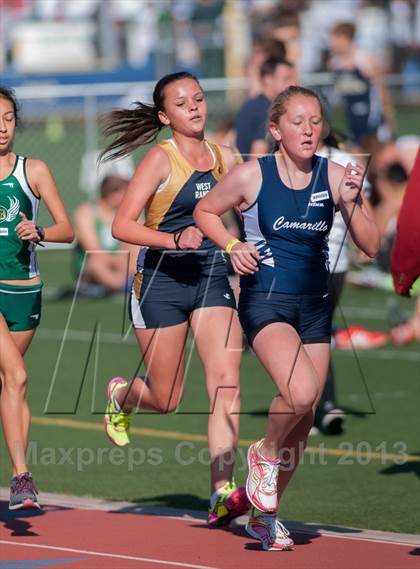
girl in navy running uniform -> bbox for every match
[195,86,379,550]
[101,72,250,525]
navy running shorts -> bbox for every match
[238,291,332,346]
[129,271,236,329]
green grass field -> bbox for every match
[1,249,419,534]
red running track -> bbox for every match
[0,498,418,569]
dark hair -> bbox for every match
[323,129,347,150]
[255,37,287,60]
[100,72,200,162]
[260,56,293,78]
[269,86,330,151]
[331,22,356,40]
[383,162,408,184]
[271,8,300,30]
[99,175,129,199]
[0,85,21,126]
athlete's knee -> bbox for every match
[207,368,239,392]
[155,403,176,414]
[289,387,317,415]
[207,370,240,407]
[2,366,28,394]
[153,392,183,414]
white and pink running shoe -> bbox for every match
[246,439,280,512]
[246,510,294,551]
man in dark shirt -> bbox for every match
[235,57,296,160]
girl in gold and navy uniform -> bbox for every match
[131,137,234,329]
[102,72,250,525]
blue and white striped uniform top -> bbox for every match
[240,154,335,295]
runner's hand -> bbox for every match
[339,163,364,204]
[230,242,260,275]
[15,212,40,242]
[176,227,203,250]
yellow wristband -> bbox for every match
[225,238,240,254]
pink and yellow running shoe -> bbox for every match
[104,377,132,447]
[246,509,294,551]
[207,480,251,526]
[246,439,280,512]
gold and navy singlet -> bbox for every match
[137,138,229,277]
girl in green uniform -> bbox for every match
[0,86,74,509]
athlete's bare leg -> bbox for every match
[10,329,36,452]
[191,307,242,493]
[0,315,30,476]
[274,343,330,500]
[252,323,327,460]
[116,322,189,413]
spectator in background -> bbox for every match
[390,0,420,100]
[207,113,236,149]
[347,136,418,288]
[372,162,408,273]
[314,130,350,434]
[269,8,302,70]
[235,56,296,160]
[314,129,386,430]
[356,0,389,62]
[328,22,395,152]
[298,0,360,74]
[370,136,420,179]
[246,37,287,97]
[70,175,137,298]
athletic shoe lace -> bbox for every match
[111,411,131,432]
[262,514,290,540]
[12,473,38,496]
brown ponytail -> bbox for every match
[100,71,199,163]
[100,102,162,162]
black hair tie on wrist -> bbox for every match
[174,230,184,250]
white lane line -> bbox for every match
[0,540,220,569]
